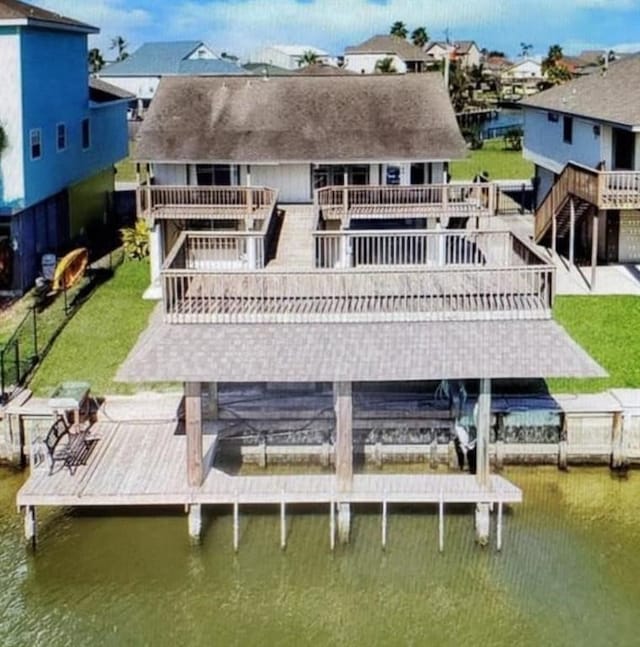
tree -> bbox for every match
[411,26,429,48]
[110,36,129,62]
[542,43,571,85]
[390,21,408,40]
[447,60,471,112]
[488,50,505,58]
[542,43,563,72]
[375,57,398,74]
[88,48,105,74]
[298,50,319,67]
[519,42,533,58]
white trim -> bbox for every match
[0,18,98,34]
[29,128,42,161]
[135,157,457,165]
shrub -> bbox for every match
[461,126,484,150]
[505,127,523,151]
[120,219,150,260]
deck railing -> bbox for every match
[162,231,554,323]
[138,184,279,222]
[599,171,640,209]
[313,230,514,269]
[316,183,499,222]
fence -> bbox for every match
[0,248,125,402]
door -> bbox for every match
[606,212,620,263]
[612,128,635,170]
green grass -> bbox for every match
[28,258,167,397]
[114,141,144,183]
[548,295,640,393]
[450,138,534,181]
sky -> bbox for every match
[38,0,640,60]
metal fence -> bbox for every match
[0,308,39,400]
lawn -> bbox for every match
[450,138,534,181]
[548,295,640,393]
[28,258,165,397]
[114,141,145,183]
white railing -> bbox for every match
[313,230,513,269]
[138,185,278,220]
[316,183,498,221]
[162,264,554,324]
[599,171,640,209]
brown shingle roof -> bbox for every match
[521,54,640,127]
[136,73,466,163]
[89,77,135,101]
[117,308,605,383]
[345,34,432,62]
[0,0,97,31]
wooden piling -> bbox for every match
[233,500,239,552]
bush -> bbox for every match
[120,219,150,260]
[461,126,484,150]
[505,127,523,151]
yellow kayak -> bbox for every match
[52,248,89,291]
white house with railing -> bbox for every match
[522,54,640,270]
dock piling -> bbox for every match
[280,498,286,550]
[381,500,387,550]
[23,506,36,549]
[496,501,503,551]
[233,500,239,552]
[438,491,444,552]
[329,500,335,551]
[187,504,202,543]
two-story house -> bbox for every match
[522,54,640,271]
[343,35,433,74]
[0,0,130,293]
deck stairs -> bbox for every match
[267,204,316,270]
[534,162,600,246]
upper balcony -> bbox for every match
[161,228,554,325]
[138,183,279,226]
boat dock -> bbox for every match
[16,417,521,551]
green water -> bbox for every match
[1,467,639,646]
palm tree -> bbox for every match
[411,26,429,48]
[88,48,105,74]
[519,42,533,58]
[389,21,408,40]
[375,57,397,74]
[110,36,129,62]
[298,50,320,67]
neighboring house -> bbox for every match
[343,35,433,74]
[522,54,640,267]
[501,58,544,96]
[242,62,290,76]
[423,40,481,69]
[0,0,130,293]
[251,45,335,70]
[98,41,245,115]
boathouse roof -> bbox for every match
[117,308,605,383]
[521,54,640,127]
[134,74,467,163]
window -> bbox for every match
[563,116,573,144]
[547,112,559,123]
[81,118,91,150]
[56,123,67,151]
[30,129,42,160]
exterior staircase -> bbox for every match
[267,204,316,270]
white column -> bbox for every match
[334,381,353,544]
[475,378,491,546]
[147,223,163,299]
[188,504,202,543]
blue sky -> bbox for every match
[40,0,640,60]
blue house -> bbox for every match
[97,41,245,117]
[0,0,130,293]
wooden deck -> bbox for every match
[17,421,521,508]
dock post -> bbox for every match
[185,382,204,487]
[438,491,444,553]
[334,381,353,543]
[475,378,491,546]
[496,501,503,552]
[611,411,627,470]
[24,506,36,549]
[430,437,439,470]
[233,501,239,552]
[280,498,287,550]
[381,500,387,550]
[188,504,202,543]
[558,414,568,470]
[329,501,336,551]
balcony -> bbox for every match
[316,183,500,225]
[161,229,554,324]
[138,184,279,225]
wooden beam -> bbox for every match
[569,198,575,266]
[591,211,599,292]
[476,378,491,488]
[185,381,203,487]
[333,381,353,493]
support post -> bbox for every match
[569,198,575,266]
[591,211,600,292]
[280,499,287,550]
[381,500,387,550]
[334,381,353,543]
[551,209,557,257]
[185,382,203,487]
[476,378,491,488]
[149,224,163,289]
[204,382,218,420]
[329,501,336,551]
[611,411,627,470]
[496,501,503,551]
[233,500,239,552]
[188,504,202,543]
[438,492,444,553]
[24,506,36,548]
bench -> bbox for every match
[44,416,90,475]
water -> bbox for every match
[1,466,640,646]
[481,108,523,138]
